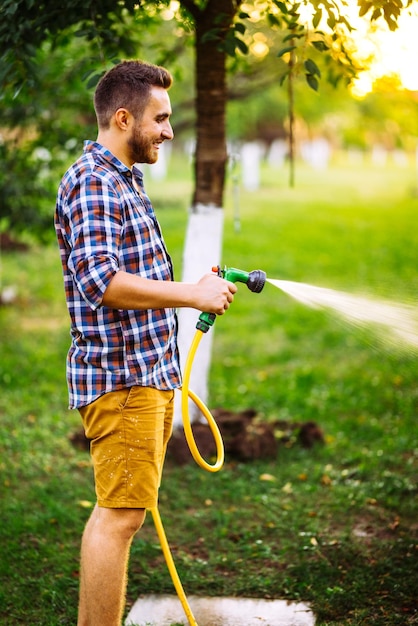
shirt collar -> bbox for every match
[83,140,132,177]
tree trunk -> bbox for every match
[173,0,237,428]
[174,206,224,428]
[192,0,235,208]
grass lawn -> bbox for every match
[0,153,417,625]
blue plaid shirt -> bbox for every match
[55,141,182,409]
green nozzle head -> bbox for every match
[198,266,266,332]
[216,266,266,293]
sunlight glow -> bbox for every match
[299,1,418,96]
[242,3,263,22]
[161,1,180,21]
[351,5,418,96]
[250,32,269,58]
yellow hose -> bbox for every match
[181,329,224,472]
[151,328,224,625]
[150,506,199,626]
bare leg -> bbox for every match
[77,505,146,626]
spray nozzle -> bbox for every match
[196,265,266,333]
[213,265,266,293]
[197,265,266,333]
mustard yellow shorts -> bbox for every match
[79,386,175,509]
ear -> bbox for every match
[114,108,132,131]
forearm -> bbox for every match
[102,271,194,310]
[101,270,236,314]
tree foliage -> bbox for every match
[0,0,414,238]
[1,1,413,92]
[358,0,410,30]
[0,0,137,92]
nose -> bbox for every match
[162,120,174,141]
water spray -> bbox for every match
[150,265,266,626]
[268,278,418,350]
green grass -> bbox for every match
[0,153,417,625]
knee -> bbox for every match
[129,508,147,533]
[117,508,146,538]
[93,507,146,540]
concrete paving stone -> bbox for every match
[126,594,315,626]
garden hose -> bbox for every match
[178,265,266,471]
[150,330,224,626]
[181,328,225,472]
[149,331,223,626]
[150,506,199,626]
[150,266,266,625]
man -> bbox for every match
[55,59,236,626]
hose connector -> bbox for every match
[196,312,216,333]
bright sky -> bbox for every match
[350,3,418,96]
[290,1,418,96]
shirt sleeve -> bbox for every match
[64,173,122,310]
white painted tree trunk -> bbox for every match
[173,205,224,429]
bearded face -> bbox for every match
[127,87,173,165]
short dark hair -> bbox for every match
[94,60,173,129]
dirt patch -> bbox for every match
[166,408,325,465]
